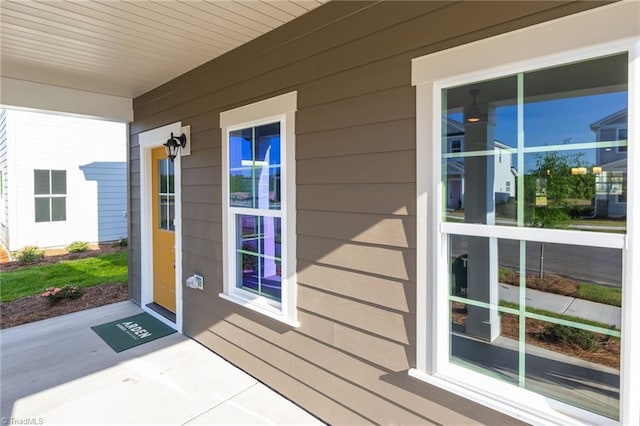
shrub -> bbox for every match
[67,241,89,253]
[14,246,45,264]
[547,324,598,350]
[567,205,593,219]
[41,285,84,304]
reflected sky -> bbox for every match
[448,91,627,173]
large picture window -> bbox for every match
[220,92,297,325]
[34,169,66,222]
[412,3,639,425]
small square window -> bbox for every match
[34,170,66,222]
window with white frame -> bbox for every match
[412,3,638,425]
[34,169,66,222]
[220,92,297,326]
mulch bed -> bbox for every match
[452,303,620,369]
[0,282,129,329]
[502,313,620,369]
[500,270,579,296]
[493,270,620,368]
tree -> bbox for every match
[525,146,595,277]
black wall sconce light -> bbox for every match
[164,132,187,162]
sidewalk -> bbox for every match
[0,301,324,425]
[499,283,620,328]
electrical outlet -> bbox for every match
[186,274,203,290]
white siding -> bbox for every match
[494,146,516,200]
[8,110,127,251]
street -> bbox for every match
[450,236,622,287]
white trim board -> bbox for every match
[0,78,133,123]
[138,122,185,333]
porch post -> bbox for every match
[464,106,500,341]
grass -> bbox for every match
[0,251,128,303]
[578,283,622,307]
[498,267,622,307]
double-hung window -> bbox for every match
[412,3,638,425]
[34,169,66,222]
[220,92,297,326]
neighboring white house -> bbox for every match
[444,118,516,210]
[591,108,627,218]
[0,109,127,255]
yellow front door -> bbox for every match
[152,147,176,313]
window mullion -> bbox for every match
[257,215,262,295]
[167,160,171,230]
[518,240,526,388]
[441,222,625,249]
[516,72,526,389]
[517,73,524,228]
[251,127,256,209]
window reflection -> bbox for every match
[442,54,628,232]
[229,123,281,210]
[236,214,282,301]
[449,234,622,418]
[158,158,175,231]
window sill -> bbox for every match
[219,292,299,328]
[407,369,617,426]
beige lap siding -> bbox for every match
[130,1,607,424]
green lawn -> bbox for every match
[498,267,622,307]
[0,251,128,303]
[578,282,622,307]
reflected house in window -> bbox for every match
[445,118,516,210]
[591,108,627,218]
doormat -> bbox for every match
[91,312,176,353]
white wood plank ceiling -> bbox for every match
[0,0,327,98]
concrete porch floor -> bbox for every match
[0,301,324,425]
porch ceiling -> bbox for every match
[0,0,327,99]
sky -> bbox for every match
[449,91,627,173]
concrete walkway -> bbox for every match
[499,283,620,328]
[0,301,324,426]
